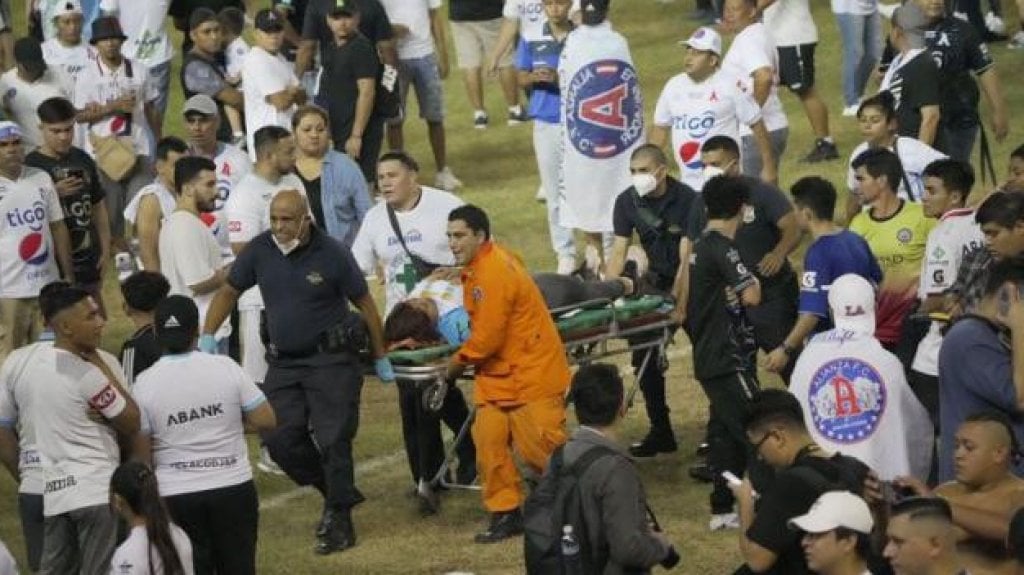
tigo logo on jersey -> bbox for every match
[7,200,47,231]
[807,357,887,444]
[674,112,714,170]
[566,60,643,159]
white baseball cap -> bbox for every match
[789,491,874,534]
[53,0,83,18]
[680,27,722,56]
[828,274,876,335]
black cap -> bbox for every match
[14,37,46,78]
[254,8,285,32]
[90,16,127,44]
[154,295,200,352]
[329,0,359,17]
[188,7,218,31]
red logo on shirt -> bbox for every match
[709,91,719,102]
[221,163,231,176]
[88,384,118,411]
[228,220,241,233]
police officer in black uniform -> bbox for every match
[202,190,394,556]
[604,144,703,457]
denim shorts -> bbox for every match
[390,54,445,124]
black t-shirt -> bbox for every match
[228,227,369,355]
[925,17,993,125]
[302,0,394,62]
[120,324,162,387]
[449,0,503,21]
[319,33,380,142]
[746,453,872,575]
[296,172,326,228]
[612,177,702,288]
[691,176,797,300]
[687,230,758,381]
[886,51,941,142]
[24,149,105,283]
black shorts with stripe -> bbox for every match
[777,43,817,94]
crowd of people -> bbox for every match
[0,0,1018,572]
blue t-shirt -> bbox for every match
[438,307,470,346]
[514,22,569,124]
[938,317,1024,482]
[799,230,884,329]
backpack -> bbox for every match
[523,443,617,575]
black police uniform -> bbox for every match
[228,226,368,544]
[611,176,702,453]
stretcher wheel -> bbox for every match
[422,377,448,413]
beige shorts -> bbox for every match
[0,298,40,364]
[450,18,512,69]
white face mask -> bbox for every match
[702,165,726,181]
[632,173,658,197]
[272,218,307,255]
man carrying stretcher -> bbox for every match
[443,204,571,544]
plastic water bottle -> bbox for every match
[561,525,583,575]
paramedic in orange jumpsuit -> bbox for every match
[444,204,570,544]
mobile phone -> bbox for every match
[65,168,86,181]
[721,471,743,487]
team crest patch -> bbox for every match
[306,271,323,286]
[896,228,912,244]
[565,59,643,159]
[807,357,886,444]
[472,287,484,302]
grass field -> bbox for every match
[1,0,1023,573]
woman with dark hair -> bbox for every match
[292,104,372,247]
[110,461,193,575]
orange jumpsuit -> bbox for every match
[456,241,570,512]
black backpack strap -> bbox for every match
[385,203,416,262]
[565,444,618,479]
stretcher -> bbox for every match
[386,295,677,491]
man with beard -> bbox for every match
[158,156,230,351]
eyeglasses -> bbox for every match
[750,431,774,453]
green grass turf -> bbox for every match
[1,0,1023,572]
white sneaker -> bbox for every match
[709,512,741,531]
[256,446,286,475]
[1010,31,1024,49]
[842,104,860,117]
[557,256,577,275]
[986,11,1006,34]
[535,186,546,203]
[434,166,463,191]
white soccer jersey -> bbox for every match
[352,187,462,313]
[225,37,250,81]
[27,347,128,516]
[207,142,253,260]
[653,69,762,191]
[912,208,985,376]
[98,0,173,67]
[763,0,818,47]
[241,47,299,160]
[74,56,159,158]
[0,167,63,298]
[721,22,789,135]
[847,138,947,202]
[0,68,70,149]
[0,342,52,495]
[225,171,305,309]
[42,39,95,95]
[791,329,934,480]
[111,524,195,575]
[134,352,265,496]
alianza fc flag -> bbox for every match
[559,22,643,233]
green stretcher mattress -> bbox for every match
[387,295,671,366]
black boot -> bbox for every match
[629,429,678,457]
[315,508,356,555]
[474,509,524,543]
